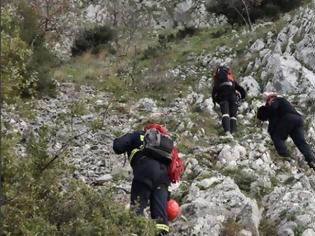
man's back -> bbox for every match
[269,97,300,118]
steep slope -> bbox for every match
[2,2,315,236]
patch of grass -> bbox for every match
[259,218,277,236]
[253,184,273,204]
[177,137,197,154]
[293,225,306,236]
[172,181,191,204]
[53,15,289,108]
[14,99,37,120]
[189,107,219,138]
[70,101,87,116]
[53,55,108,85]
[222,168,256,194]
[112,129,124,138]
[168,26,234,60]
[283,176,296,185]
[220,218,242,236]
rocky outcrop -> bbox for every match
[246,5,315,94]
[48,0,226,60]
[3,78,315,235]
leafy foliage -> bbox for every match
[222,168,256,194]
[16,1,60,97]
[206,0,309,27]
[1,128,155,235]
[259,218,277,236]
[220,218,242,236]
[1,3,59,102]
[72,26,116,56]
[0,5,38,102]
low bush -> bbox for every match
[220,218,242,236]
[1,5,38,103]
[259,218,277,236]
[222,168,256,194]
[206,0,309,26]
[72,25,115,56]
[1,127,156,235]
[1,2,60,101]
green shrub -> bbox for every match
[17,1,60,98]
[176,27,198,39]
[142,45,160,60]
[72,25,115,56]
[30,43,59,97]
[220,218,242,236]
[259,218,277,236]
[16,0,40,45]
[206,0,308,26]
[293,225,306,236]
[1,2,59,100]
[222,168,256,194]
[0,5,38,103]
[1,127,155,235]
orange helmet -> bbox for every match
[264,92,277,104]
[166,199,180,221]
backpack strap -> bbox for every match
[128,134,144,163]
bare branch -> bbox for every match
[40,97,114,173]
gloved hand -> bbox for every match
[213,100,216,108]
[236,90,241,99]
[236,91,242,106]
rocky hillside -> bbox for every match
[2,1,315,236]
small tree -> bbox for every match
[206,0,306,28]
[0,5,38,102]
[105,0,151,56]
[206,0,254,30]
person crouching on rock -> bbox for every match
[113,123,178,236]
[257,92,315,170]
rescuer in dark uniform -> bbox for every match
[257,92,315,169]
[212,65,246,135]
[113,123,174,235]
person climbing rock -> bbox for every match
[212,65,246,136]
[257,92,315,170]
[113,123,183,236]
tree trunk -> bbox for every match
[241,0,253,31]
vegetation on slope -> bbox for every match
[1,0,312,235]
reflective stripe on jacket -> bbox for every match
[129,134,144,163]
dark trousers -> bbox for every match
[271,114,315,166]
[131,156,170,235]
[219,96,238,133]
[131,180,168,224]
[131,181,169,235]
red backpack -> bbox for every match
[144,123,184,183]
[214,66,234,86]
[168,147,184,183]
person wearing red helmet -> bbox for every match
[212,65,246,136]
[113,123,176,235]
[257,92,315,169]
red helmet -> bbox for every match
[264,92,277,104]
[144,123,168,135]
[166,199,180,221]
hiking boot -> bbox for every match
[221,131,233,141]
